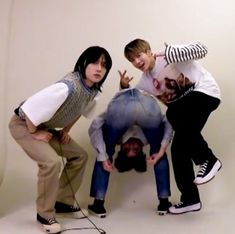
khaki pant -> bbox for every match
[9,115,88,218]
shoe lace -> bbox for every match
[47,218,57,225]
[197,161,209,176]
[70,205,81,212]
[175,202,184,208]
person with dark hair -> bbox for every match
[8,46,112,234]
[88,87,173,218]
[123,39,222,214]
[114,140,147,173]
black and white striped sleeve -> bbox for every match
[164,42,208,64]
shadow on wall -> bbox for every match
[0,149,38,217]
[0,149,6,187]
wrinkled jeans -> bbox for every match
[90,89,171,200]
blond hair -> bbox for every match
[124,39,151,61]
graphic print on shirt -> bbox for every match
[152,64,195,104]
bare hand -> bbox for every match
[31,130,53,143]
[147,147,166,166]
[118,70,133,88]
[154,52,165,58]
[146,153,161,166]
[102,159,114,172]
[59,130,71,144]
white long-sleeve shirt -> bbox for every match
[20,82,98,126]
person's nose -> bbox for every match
[127,149,136,157]
[96,62,102,71]
[133,57,141,66]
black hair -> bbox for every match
[114,150,147,173]
[74,46,112,91]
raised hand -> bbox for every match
[118,70,133,89]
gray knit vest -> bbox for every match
[41,72,98,129]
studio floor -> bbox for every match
[0,200,233,234]
[0,158,233,234]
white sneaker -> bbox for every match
[37,214,61,234]
[194,159,222,185]
[169,202,202,214]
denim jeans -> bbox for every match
[90,89,171,200]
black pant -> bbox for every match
[166,91,220,203]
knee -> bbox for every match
[39,157,61,174]
[68,150,88,166]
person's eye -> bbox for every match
[101,62,106,68]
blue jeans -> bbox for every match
[90,89,171,200]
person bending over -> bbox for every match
[88,87,172,217]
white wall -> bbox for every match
[0,0,13,186]
[1,0,235,214]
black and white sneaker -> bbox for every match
[88,199,106,218]
[37,214,61,234]
[157,198,172,216]
[169,201,202,214]
[55,201,88,218]
[194,159,222,185]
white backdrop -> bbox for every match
[0,0,235,215]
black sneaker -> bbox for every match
[88,199,106,218]
[157,198,172,216]
[169,201,202,214]
[194,159,222,185]
[37,214,61,234]
[55,201,88,218]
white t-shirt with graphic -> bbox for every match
[136,43,221,105]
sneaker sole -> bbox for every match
[44,227,61,234]
[194,160,222,185]
[88,209,106,218]
[169,203,202,215]
[157,210,168,216]
[169,207,201,215]
[37,222,61,234]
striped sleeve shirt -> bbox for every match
[164,42,208,64]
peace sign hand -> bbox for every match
[118,70,134,89]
